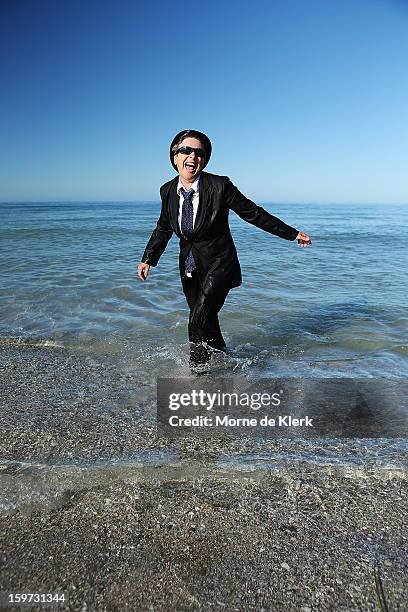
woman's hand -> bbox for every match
[296,231,312,247]
[137,262,151,280]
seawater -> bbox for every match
[1,201,407,376]
[0,201,407,502]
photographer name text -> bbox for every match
[167,415,313,428]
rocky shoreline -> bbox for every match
[0,345,407,610]
[0,464,407,611]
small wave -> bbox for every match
[0,453,406,517]
[0,337,64,349]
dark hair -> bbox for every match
[171,131,204,156]
[169,129,212,171]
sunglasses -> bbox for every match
[175,146,206,158]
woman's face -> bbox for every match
[173,137,206,182]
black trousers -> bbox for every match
[181,271,229,363]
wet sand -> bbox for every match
[1,465,407,611]
[0,346,407,610]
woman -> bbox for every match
[138,129,311,366]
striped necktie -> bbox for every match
[180,187,196,273]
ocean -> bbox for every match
[0,201,407,514]
[1,200,407,376]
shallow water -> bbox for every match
[1,201,407,377]
[0,201,407,484]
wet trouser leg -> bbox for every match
[181,271,229,364]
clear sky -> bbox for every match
[1,0,407,203]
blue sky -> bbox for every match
[1,0,407,203]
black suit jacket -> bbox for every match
[141,172,298,297]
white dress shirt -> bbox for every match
[177,175,200,277]
[177,175,200,229]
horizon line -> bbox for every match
[1,199,408,206]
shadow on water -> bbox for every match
[277,301,387,337]
[222,299,408,377]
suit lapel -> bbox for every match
[168,172,212,236]
[168,179,180,233]
[193,172,211,236]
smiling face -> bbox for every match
[173,137,206,184]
